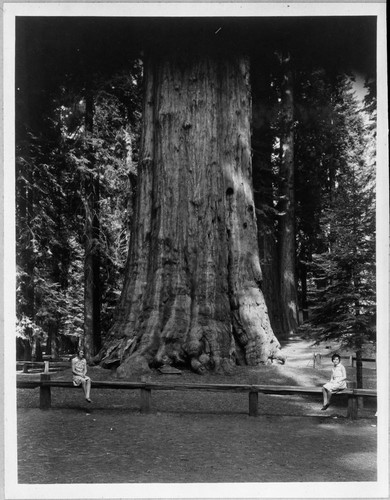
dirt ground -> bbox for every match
[16,337,377,484]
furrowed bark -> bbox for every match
[98,51,283,375]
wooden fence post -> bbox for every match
[249,391,258,416]
[346,381,357,419]
[40,373,51,410]
[347,394,358,420]
[313,353,322,368]
[140,387,151,413]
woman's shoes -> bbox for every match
[86,398,92,403]
[321,404,329,410]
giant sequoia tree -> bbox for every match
[97,36,284,375]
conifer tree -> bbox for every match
[309,77,376,362]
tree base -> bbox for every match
[116,353,151,378]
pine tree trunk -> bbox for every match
[251,64,287,339]
[278,55,299,335]
[98,51,284,375]
[31,336,43,362]
[300,258,309,321]
[18,167,35,360]
[356,349,363,388]
[83,85,101,360]
[46,319,59,359]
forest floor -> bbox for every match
[16,336,378,485]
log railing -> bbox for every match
[17,375,377,419]
[16,361,71,373]
[312,353,376,368]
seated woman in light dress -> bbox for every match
[321,353,347,410]
[72,348,92,402]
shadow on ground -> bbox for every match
[17,408,377,484]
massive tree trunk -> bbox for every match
[98,50,284,375]
[277,54,299,336]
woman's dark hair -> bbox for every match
[331,353,341,361]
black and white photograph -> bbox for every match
[1,2,388,499]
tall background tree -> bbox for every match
[275,51,299,336]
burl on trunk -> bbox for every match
[97,51,284,375]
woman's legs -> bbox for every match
[322,387,331,409]
[322,387,327,405]
[85,378,91,401]
[81,378,92,402]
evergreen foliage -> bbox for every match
[15,64,142,357]
[307,77,376,350]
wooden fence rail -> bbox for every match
[17,375,377,419]
[16,361,71,373]
[347,356,376,367]
[312,353,376,368]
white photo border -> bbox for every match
[2,3,388,499]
